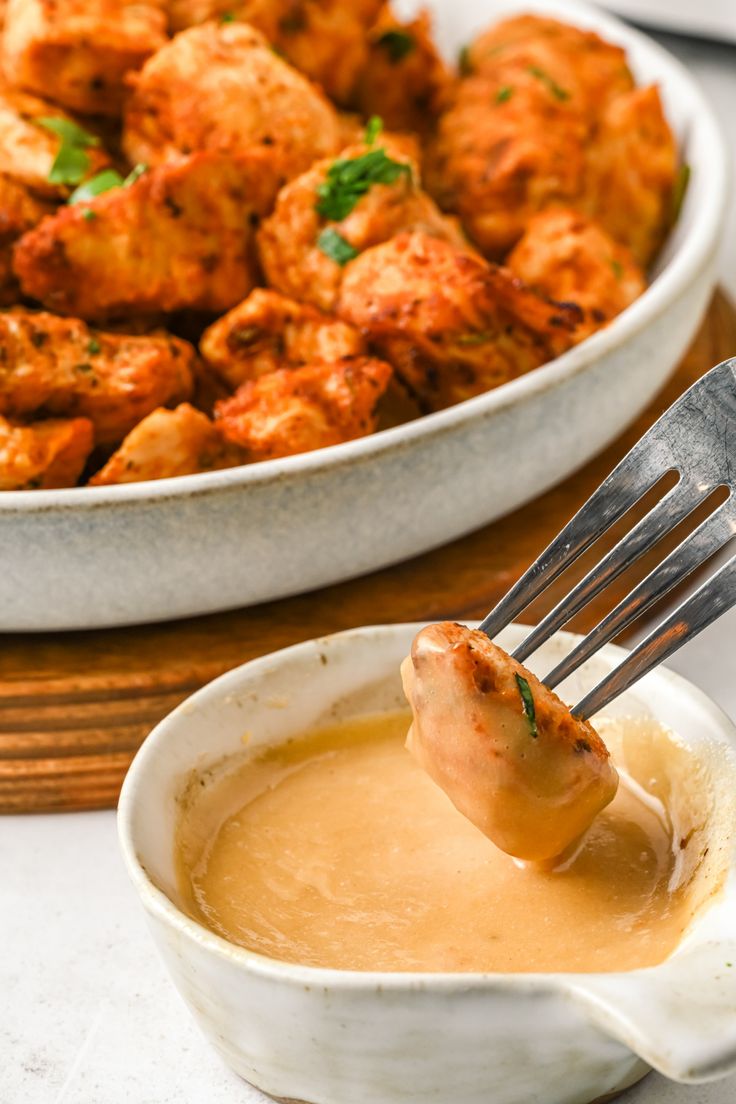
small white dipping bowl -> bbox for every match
[118,624,736,1104]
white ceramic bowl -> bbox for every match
[118,623,736,1104]
[1,0,728,631]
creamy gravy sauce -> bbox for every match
[176,712,713,973]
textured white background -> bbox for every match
[2,21,736,1104]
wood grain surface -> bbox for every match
[2,292,735,813]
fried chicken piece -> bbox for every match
[0,174,55,304]
[258,137,468,312]
[0,86,110,199]
[123,21,341,202]
[465,14,633,112]
[338,232,578,411]
[0,412,93,489]
[354,6,452,136]
[215,355,392,460]
[13,153,269,320]
[401,622,619,863]
[3,0,167,117]
[90,402,243,485]
[425,68,588,257]
[507,209,646,339]
[583,85,677,268]
[167,0,383,33]
[0,310,195,445]
[200,288,366,390]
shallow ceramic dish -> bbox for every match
[1,0,728,631]
[118,622,736,1104]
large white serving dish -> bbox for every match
[0,0,728,631]
[118,622,736,1104]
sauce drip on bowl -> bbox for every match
[177,712,704,973]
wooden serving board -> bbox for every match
[2,291,735,814]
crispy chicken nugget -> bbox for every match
[3,0,167,116]
[0,412,93,489]
[258,137,468,312]
[0,309,195,446]
[90,403,243,485]
[0,173,55,303]
[13,153,270,320]
[200,288,366,390]
[507,209,646,339]
[215,355,392,460]
[123,20,341,196]
[402,622,619,863]
[338,231,578,411]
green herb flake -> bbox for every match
[727,962,733,968]
[315,148,411,221]
[82,208,97,221]
[69,168,125,205]
[376,28,415,63]
[457,331,491,346]
[124,162,148,187]
[317,227,359,266]
[35,116,100,187]
[515,673,538,738]
[610,258,624,281]
[527,65,570,102]
[495,85,514,104]
[87,338,101,355]
[364,115,383,146]
[220,10,235,21]
[671,162,691,223]
[458,45,473,76]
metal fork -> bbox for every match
[479,357,736,719]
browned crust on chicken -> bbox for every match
[0,411,93,488]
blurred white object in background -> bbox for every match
[606,0,735,42]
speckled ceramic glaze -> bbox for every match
[1,0,728,630]
[118,623,736,1104]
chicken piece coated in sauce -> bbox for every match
[257,136,468,312]
[200,288,366,391]
[0,412,93,489]
[0,309,195,446]
[0,173,55,303]
[123,21,341,201]
[507,209,646,339]
[90,403,243,485]
[215,355,392,461]
[401,622,619,863]
[13,153,270,321]
[3,0,167,117]
[338,231,578,411]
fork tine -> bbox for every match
[478,451,667,638]
[511,476,707,663]
[544,500,736,689]
[571,551,736,720]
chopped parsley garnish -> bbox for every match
[220,10,235,21]
[315,149,411,221]
[496,85,514,104]
[364,115,383,146]
[124,163,148,186]
[317,228,358,266]
[376,28,415,62]
[35,117,100,186]
[671,163,691,223]
[82,208,97,221]
[87,338,101,355]
[458,45,472,76]
[69,163,148,205]
[527,65,570,102]
[515,674,538,738]
[457,331,491,346]
[610,258,624,281]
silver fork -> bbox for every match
[479,356,736,720]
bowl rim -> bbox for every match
[117,620,736,993]
[3,0,729,515]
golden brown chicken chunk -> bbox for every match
[507,209,646,339]
[215,355,392,460]
[0,412,93,489]
[13,153,270,321]
[0,310,195,445]
[258,136,468,312]
[0,86,110,198]
[200,289,366,391]
[354,6,452,136]
[3,0,167,116]
[583,86,677,267]
[0,174,55,303]
[338,231,578,411]
[90,403,243,485]
[401,622,619,863]
[123,20,341,202]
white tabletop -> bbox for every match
[3,29,736,1104]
